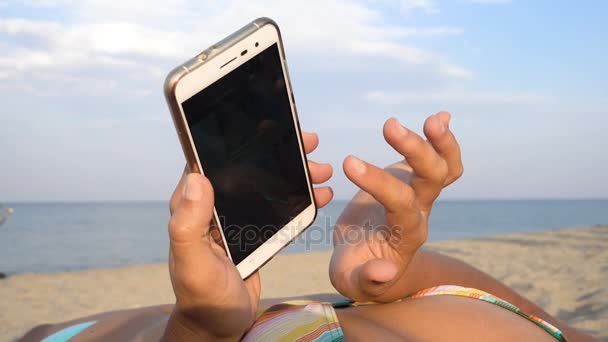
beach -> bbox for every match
[1,226,606,340]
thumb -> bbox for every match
[353,259,398,301]
[329,244,399,302]
[168,173,217,273]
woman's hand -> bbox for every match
[329,112,463,303]
[163,132,333,341]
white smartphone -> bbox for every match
[164,18,317,279]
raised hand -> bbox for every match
[329,112,463,303]
[164,132,333,341]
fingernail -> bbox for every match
[184,175,203,201]
[436,114,446,134]
[443,112,452,128]
[394,118,408,136]
[349,156,367,175]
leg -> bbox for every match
[20,305,173,342]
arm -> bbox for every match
[21,131,334,342]
[335,163,541,306]
[330,114,595,341]
[336,164,594,342]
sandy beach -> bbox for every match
[1,226,606,340]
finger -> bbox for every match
[169,166,188,215]
[244,272,261,317]
[308,161,333,184]
[343,155,424,247]
[302,132,319,154]
[313,186,334,208]
[168,174,218,274]
[355,259,399,299]
[423,112,463,186]
[208,221,226,251]
[343,155,418,217]
[383,118,447,211]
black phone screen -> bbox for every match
[182,43,312,265]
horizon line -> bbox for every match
[3,197,608,204]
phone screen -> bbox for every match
[182,43,311,264]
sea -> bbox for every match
[0,200,606,275]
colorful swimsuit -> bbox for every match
[41,285,567,342]
[243,285,567,342]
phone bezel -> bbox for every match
[171,22,317,279]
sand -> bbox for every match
[1,226,606,340]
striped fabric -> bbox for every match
[40,321,97,342]
[243,300,344,342]
[409,285,567,342]
[38,286,566,341]
[243,285,567,342]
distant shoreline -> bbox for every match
[1,225,605,277]
[2,200,607,276]
[3,198,608,204]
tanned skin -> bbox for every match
[22,113,597,341]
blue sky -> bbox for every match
[1,0,607,201]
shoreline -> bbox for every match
[1,225,605,278]
[1,226,606,339]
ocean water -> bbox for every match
[0,200,606,275]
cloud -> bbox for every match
[348,41,472,78]
[0,0,469,97]
[3,0,606,202]
[399,0,439,14]
[466,0,511,4]
[364,89,549,106]
[0,18,62,35]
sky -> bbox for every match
[1,0,607,202]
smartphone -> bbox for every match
[164,18,317,279]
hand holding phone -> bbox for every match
[165,18,332,278]
[165,128,332,340]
